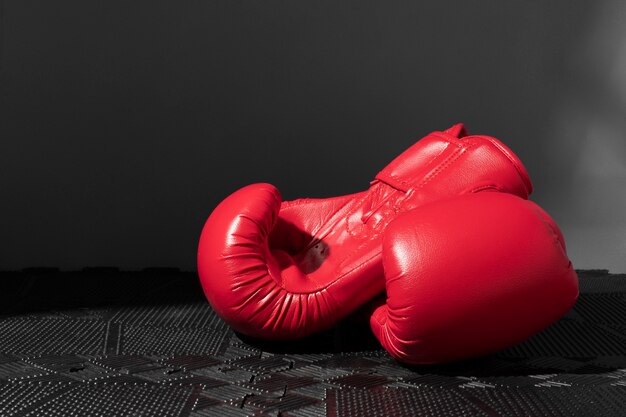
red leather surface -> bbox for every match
[370,193,579,364]
[197,125,533,339]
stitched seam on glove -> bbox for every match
[376,136,455,190]
[417,144,474,189]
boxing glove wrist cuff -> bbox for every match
[374,124,532,196]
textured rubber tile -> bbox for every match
[0,269,624,416]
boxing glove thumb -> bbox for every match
[370,192,579,364]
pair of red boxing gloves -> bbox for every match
[197,124,579,364]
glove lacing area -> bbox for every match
[359,182,405,225]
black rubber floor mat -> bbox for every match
[0,268,624,416]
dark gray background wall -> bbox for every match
[1,1,625,272]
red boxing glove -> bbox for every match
[197,124,532,339]
[371,192,579,364]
